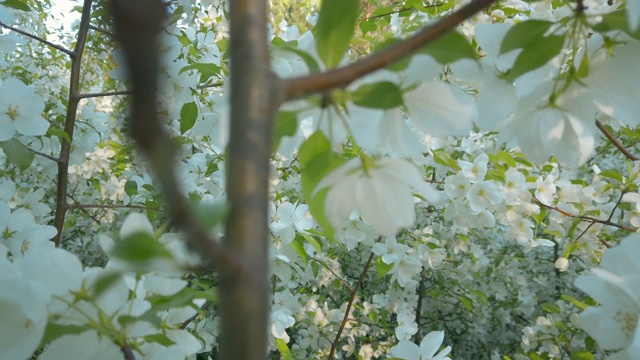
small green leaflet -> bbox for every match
[592,10,640,40]
[500,20,554,54]
[124,180,138,196]
[570,351,595,360]
[112,231,173,263]
[298,130,331,167]
[39,323,86,348]
[432,148,460,170]
[276,46,321,73]
[194,201,229,230]
[0,0,31,11]
[144,334,176,347]
[46,127,71,144]
[180,101,198,134]
[0,139,34,171]
[276,338,293,360]
[498,19,566,81]
[179,63,221,83]
[315,0,359,68]
[299,131,345,241]
[273,111,298,153]
[420,31,477,64]
[376,257,394,279]
[506,34,565,81]
[351,81,403,109]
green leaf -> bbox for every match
[299,131,331,167]
[144,334,176,347]
[571,351,595,360]
[111,232,173,263]
[0,139,34,171]
[351,81,404,109]
[276,338,293,360]
[300,233,322,253]
[577,51,589,78]
[93,272,122,297]
[541,301,561,314]
[500,20,554,54]
[179,63,221,82]
[124,180,138,196]
[273,111,298,152]
[311,261,321,278]
[460,295,474,311]
[194,201,228,230]
[301,149,345,241]
[561,294,590,310]
[496,151,516,167]
[506,34,565,81]
[376,257,394,279]
[145,288,196,315]
[180,102,198,134]
[0,0,31,11]
[432,148,461,170]
[39,323,86,347]
[420,31,477,64]
[46,127,71,144]
[598,170,623,183]
[277,46,321,73]
[315,0,359,68]
[592,10,640,40]
[291,235,309,264]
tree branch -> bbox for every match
[78,90,132,99]
[596,120,640,161]
[0,21,74,57]
[533,198,634,232]
[109,0,243,276]
[27,147,60,163]
[66,203,154,211]
[52,0,93,247]
[283,0,497,100]
[414,267,427,345]
[328,251,375,359]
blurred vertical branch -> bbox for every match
[110,0,277,358]
[222,0,283,357]
[109,0,241,273]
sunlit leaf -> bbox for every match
[315,0,359,68]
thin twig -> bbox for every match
[328,251,376,360]
[27,147,60,163]
[595,120,640,161]
[66,203,154,210]
[358,4,444,22]
[179,300,213,329]
[414,267,427,345]
[89,24,116,37]
[534,198,634,232]
[52,0,94,247]
[284,0,497,100]
[315,259,354,293]
[0,21,75,56]
[197,81,224,89]
[78,90,132,99]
